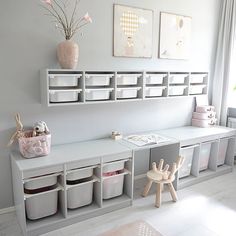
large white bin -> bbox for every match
[218,139,229,166]
[67,167,94,209]
[145,86,166,97]
[117,74,140,85]
[189,85,206,95]
[169,74,188,84]
[199,143,212,171]
[103,175,124,199]
[117,87,141,99]
[67,182,93,209]
[85,88,113,100]
[25,191,58,220]
[146,74,166,85]
[85,74,113,86]
[49,74,81,87]
[168,86,187,96]
[179,147,194,178]
[190,74,207,84]
[24,175,57,190]
[49,89,81,102]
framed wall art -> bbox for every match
[159,12,192,60]
[113,4,153,58]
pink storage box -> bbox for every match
[192,112,216,120]
[18,131,51,158]
[196,106,215,113]
[192,119,213,128]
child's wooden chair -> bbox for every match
[142,156,184,208]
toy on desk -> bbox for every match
[8,114,51,159]
[111,131,122,140]
[142,156,184,208]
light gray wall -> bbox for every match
[0,0,220,208]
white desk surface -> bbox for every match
[11,138,132,172]
[11,126,236,171]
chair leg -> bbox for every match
[168,182,178,202]
[155,183,162,208]
[142,180,153,197]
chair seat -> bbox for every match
[147,170,175,184]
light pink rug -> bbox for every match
[99,220,163,236]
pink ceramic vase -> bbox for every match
[57,40,79,69]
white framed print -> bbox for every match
[159,12,192,60]
[113,4,153,58]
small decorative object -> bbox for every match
[41,0,92,69]
[113,4,153,58]
[111,131,123,140]
[8,114,51,158]
[159,12,192,60]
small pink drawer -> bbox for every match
[192,112,216,120]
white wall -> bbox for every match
[0,0,220,208]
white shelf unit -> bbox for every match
[41,70,209,106]
[11,143,134,236]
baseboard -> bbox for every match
[0,206,15,215]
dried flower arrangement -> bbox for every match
[41,0,92,40]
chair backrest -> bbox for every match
[168,156,185,180]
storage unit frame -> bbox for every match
[41,70,209,106]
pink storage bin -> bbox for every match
[192,119,211,128]
[18,131,51,158]
[196,106,215,113]
[192,112,216,120]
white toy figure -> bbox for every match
[32,121,50,137]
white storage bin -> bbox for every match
[218,139,229,166]
[25,191,58,220]
[196,106,215,113]
[117,74,140,85]
[85,88,113,101]
[192,112,216,120]
[49,89,81,103]
[146,74,166,85]
[189,85,206,95]
[67,182,93,209]
[199,143,212,171]
[190,74,207,84]
[85,74,113,86]
[117,87,141,99]
[179,147,194,178]
[49,74,81,87]
[145,86,166,97]
[67,167,93,181]
[169,74,188,84]
[103,160,125,173]
[168,85,187,96]
[103,174,124,199]
[24,176,57,190]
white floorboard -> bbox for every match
[1,166,236,236]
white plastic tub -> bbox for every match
[116,87,141,99]
[199,143,212,171]
[190,74,207,84]
[25,191,58,220]
[85,88,113,101]
[85,74,113,86]
[169,74,188,84]
[103,174,124,199]
[49,74,81,87]
[196,106,215,113]
[168,86,187,96]
[117,74,140,85]
[192,112,216,120]
[145,86,166,97]
[67,182,93,209]
[103,160,125,173]
[24,176,57,190]
[179,146,194,178]
[218,139,229,166]
[67,167,93,181]
[189,85,206,95]
[49,89,81,102]
[146,74,166,85]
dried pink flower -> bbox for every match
[83,12,92,23]
[43,0,52,5]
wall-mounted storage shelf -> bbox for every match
[40,70,209,106]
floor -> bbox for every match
[1,167,236,236]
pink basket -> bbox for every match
[18,131,51,158]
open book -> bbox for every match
[124,134,171,147]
